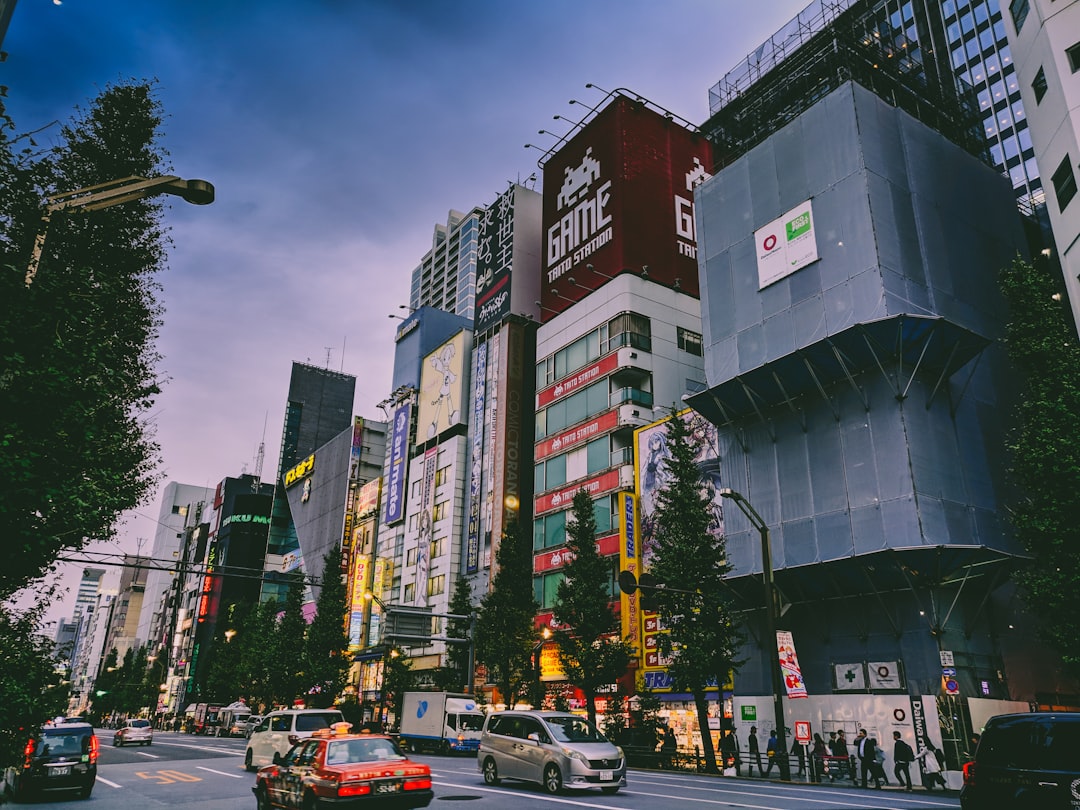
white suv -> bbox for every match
[244,709,344,771]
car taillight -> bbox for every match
[23,738,35,769]
[962,760,976,787]
[404,777,432,791]
[89,734,99,764]
[338,783,372,797]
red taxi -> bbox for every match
[252,723,433,809]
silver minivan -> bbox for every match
[477,710,626,794]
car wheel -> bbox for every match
[255,785,271,810]
[543,764,562,795]
[245,749,256,772]
[441,740,451,755]
[601,786,620,795]
[482,758,500,786]
[79,782,94,800]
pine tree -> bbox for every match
[475,520,538,707]
[999,256,1080,675]
[432,576,475,692]
[648,409,743,774]
[0,81,173,598]
[306,544,351,707]
[552,489,633,726]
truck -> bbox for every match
[398,692,485,754]
[216,701,252,737]
[192,703,223,735]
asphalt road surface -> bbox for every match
[5,729,963,810]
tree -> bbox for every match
[90,648,121,721]
[243,599,280,712]
[552,489,633,727]
[999,256,1080,675]
[431,576,475,692]
[305,545,350,707]
[0,81,173,599]
[648,408,744,774]
[475,520,538,708]
[269,577,308,706]
[202,605,249,704]
[380,647,414,730]
[0,593,70,771]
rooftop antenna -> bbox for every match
[324,346,334,369]
[252,413,267,491]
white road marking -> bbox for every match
[134,751,160,758]
[197,766,246,779]
[95,776,123,788]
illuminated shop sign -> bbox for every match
[535,409,619,460]
[221,513,271,528]
[283,454,315,488]
[536,352,619,408]
[534,469,621,515]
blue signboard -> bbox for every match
[383,402,412,525]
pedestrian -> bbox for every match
[720,729,738,776]
[791,734,806,776]
[831,729,851,782]
[811,733,827,783]
[892,731,915,791]
[748,726,762,776]
[915,742,947,790]
[764,729,779,776]
[661,725,677,768]
[964,733,980,760]
[869,737,888,788]
[856,729,876,788]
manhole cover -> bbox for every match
[437,796,482,801]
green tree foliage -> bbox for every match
[269,577,308,706]
[648,409,743,774]
[202,604,250,704]
[381,647,414,729]
[475,520,538,707]
[431,576,475,692]
[305,545,350,707]
[142,646,168,715]
[243,599,280,711]
[999,256,1080,675]
[0,81,174,599]
[0,594,69,770]
[90,648,121,720]
[552,489,633,727]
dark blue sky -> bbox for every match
[4,0,808,616]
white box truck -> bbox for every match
[399,692,485,754]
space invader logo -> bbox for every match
[556,147,601,210]
[685,156,711,191]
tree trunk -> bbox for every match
[585,687,597,727]
[693,689,719,773]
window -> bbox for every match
[1028,67,1045,103]
[1051,154,1078,210]
[404,583,415,602]
[677,326,703,356]
[434,466,449,487]
[406,547,418,567]
[427,574,445,597]
[432,500,448,522]
[1068,42,1080,73]
[430,536,444,559]
[1008,0,1028,32]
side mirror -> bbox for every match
[527,733,541,745]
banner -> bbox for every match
[835,662,866,690]
[867,661,903,690]
[777,630,808,698]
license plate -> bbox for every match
[599,770,613,782]
[50,766,72,777]
[375,782,401,794]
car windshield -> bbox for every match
[129,720,150,728]
[295,713,343,732]
[458,715,485,732]
[545,716,607,744]
[326,739,404,765]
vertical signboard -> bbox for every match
[540,96,713,318]
[475,187,515,333]
[481,332,500,569]
[777,630,808,698]
[466,341,488,574]
[383,402,411,525]
[618,492,640,650]
[491,321,528,553]
[415,447,438,607]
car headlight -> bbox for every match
[562,748,589,765]
[616,746,625,761]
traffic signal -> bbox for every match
[638,573,659,612]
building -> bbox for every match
[67,590,115,716]
[529,94,712,712]
[408,207,486,320]
[101,555,147,662]
[66,567,105,684]
[681,0,1072,763]
[264,362,356,600]
[1005,0,1080,333]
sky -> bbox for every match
[4,0,810,624]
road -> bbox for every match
[6,729,963,810]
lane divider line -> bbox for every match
[196,766,246,779]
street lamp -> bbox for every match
[718,488,790,781]
[26,174,215,286]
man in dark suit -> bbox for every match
[856,729,877,788]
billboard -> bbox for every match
[417,331,468,440]
[466,341,488,574]
[540,96,713,318]
[755,199,819,289]
[383,402,411,525]
[475,188,515,333]
[618,493,640,649]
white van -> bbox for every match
[244,709,344,771]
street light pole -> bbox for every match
[26,174,215,286]
[719,488,790,781]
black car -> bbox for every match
[7,721,98,801]
[960,712,1080,810]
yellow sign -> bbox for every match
[539,643,567,681]
[284,454,315,488]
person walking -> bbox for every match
[892,731,915,791]
[791,734,806,776]
[915,742,947,790]
[869,737,887,788]
[748,726,762,776]
[661,725,677,768]
[764,729,779,776]
[856,729,876,788]
[720,729,739,776]
[831,729,851,782]
[811,733,827,783]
